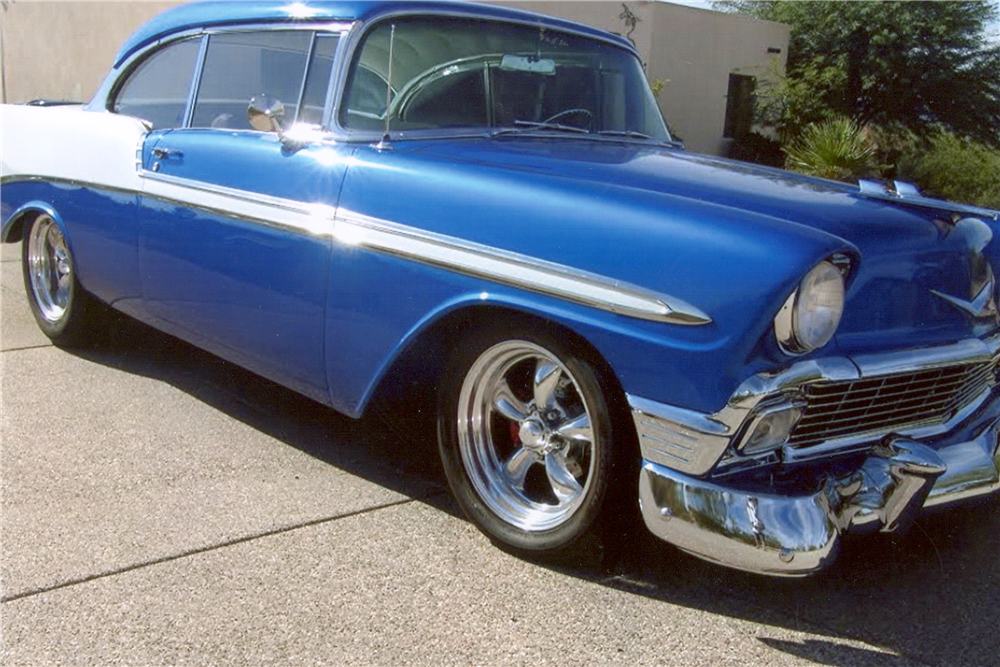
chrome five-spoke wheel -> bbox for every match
[439,327,622,555]
[25,214,73,324]
[22,212,99,345]
[458,341,595,531]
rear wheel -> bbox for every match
[22,213,100,346]
[438,325,626,555]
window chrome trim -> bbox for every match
[182,35,209,129]
[294,32,319,124]
[321,26,355,129]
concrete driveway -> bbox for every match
[2,240,998,666]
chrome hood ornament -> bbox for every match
[858,179,999,221]
[930,217,998,319]
[932,273,997,318]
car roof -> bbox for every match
[114,0,636,67]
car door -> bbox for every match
[137,30,351,403]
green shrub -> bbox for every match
[783,118,879,182]
[904,133,1000,210]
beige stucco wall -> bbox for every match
[0,0,787,156]
[648,3,788,154]
[1,2,178,104]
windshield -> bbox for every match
[341,17,670,141]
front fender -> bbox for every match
[331,143,859,415]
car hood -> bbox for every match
[407,137,1000,354]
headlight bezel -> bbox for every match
[774,259,846,356]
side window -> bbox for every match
[297,34,340,126]
[191,31,312,130]
[343,66,392,130]
[113,38,200,130]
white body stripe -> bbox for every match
[1,105,147,192]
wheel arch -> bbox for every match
[2,201,66,244]
[359,300,635,436]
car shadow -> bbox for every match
[69,313,999,667]
[68,309,456,513]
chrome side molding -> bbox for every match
[136,170,714,327]
[334,209,713,325]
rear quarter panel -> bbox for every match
[1,105,148,311]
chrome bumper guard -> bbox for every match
[639,415,1000,576]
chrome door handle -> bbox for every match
[152,147,183,159]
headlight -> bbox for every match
[774,260,845,355]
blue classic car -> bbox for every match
[2,0,999,576]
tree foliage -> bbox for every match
[717,1,1000,147]
[904,132,1000,209]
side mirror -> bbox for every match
[247,95,286,133]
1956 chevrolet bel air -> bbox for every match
[2,0,999,576]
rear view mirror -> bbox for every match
[500,55,556,75]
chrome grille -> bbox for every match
[787,356,999,448]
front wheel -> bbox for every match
[438,326,627,555]
[22,213,100,346]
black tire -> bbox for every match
[438,322,629,556]
[21,213,101,346]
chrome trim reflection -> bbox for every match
[782,384,995,464]
[139,170,338,236]
[857,179,999,221]
[727,335,1000,464]
[924,414,1000,507]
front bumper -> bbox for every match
[638,409,1000,576]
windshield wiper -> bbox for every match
[489,123,681,148]
[597,130,684,148]
[490,120,591,137]
[597,130,681,148]
[596,130,652,140]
